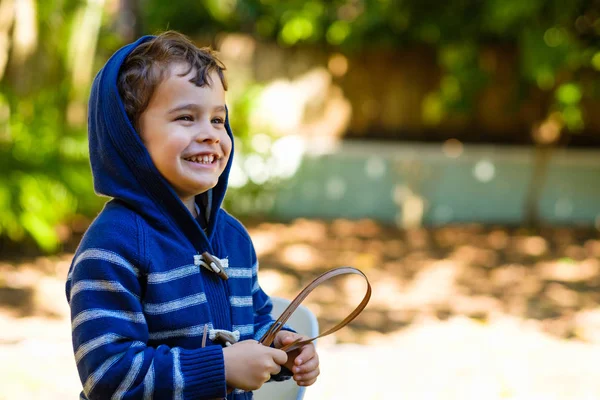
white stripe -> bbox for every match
[232,324,254,336]
[70,280,139,300]
[252,261,259,276]
[148,323,214,341]
[143,293,207,315]
[83,342,144,397]
[230,296,252,307]
[226,268,252,278]
[69,248,139,281]
[143,360,154,400]
[147,265,197,284]
[217,257,229,269]
[233,389,246,394]
[172,348,184,400]
[75,333,125,364]
[252,280,260,294]
[72,309,146,331]
[112,351,144,400]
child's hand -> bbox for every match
[222,340,288,391]
[274,331,320,387]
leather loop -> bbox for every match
[259,266,371,352]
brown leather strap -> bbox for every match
[259,266,371,353]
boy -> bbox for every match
[65,31,319,399]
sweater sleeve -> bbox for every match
[249,243,295,342]
[247,243,295,382]
[65,244,227,400]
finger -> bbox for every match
[274,331,297,348]
[293,356,318,374]
[283,333,308,349]
[294,368,320,385]
[269,363,282,376]
[269,347,288,365]
[294,345,316,366]
[296,377,318,386]
[277,331,295,344]
[262,372,272,384]
[295,366,319,381]
[297,377,318,387]
[282,332,300,343]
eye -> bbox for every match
[211,117,225,125]
[176,115,193,122]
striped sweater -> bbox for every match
[65,35,291,400]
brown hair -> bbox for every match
[117,31,228,132]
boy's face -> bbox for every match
[138,64,232,203]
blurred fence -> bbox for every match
[271,141,600,227]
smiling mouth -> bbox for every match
[184,154,217,164]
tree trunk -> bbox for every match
[118,0,143,42]
[523,144,553,228]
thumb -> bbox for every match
[269,346,289,366]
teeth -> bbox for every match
[186,155,216,164]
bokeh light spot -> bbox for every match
[544,27,566,47]
[592,52,600,71]
[326,21,350,45]
[251,133,272,154]
[328,53,349,77]
[473,160,495,183]
[556,83,582,105]
[442,138,463,158]
[365,157,386,179]
[244,154,269,185]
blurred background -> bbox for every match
[1,0,600,399]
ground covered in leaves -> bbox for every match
[1,219,600,399]
[250,219,600,345]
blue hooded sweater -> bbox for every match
[65,36,291,400]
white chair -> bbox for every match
[253,297,319,400]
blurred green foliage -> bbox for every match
[1,0,105,252]
[142,0,599,124]
[1,0,600,251]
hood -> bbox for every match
[87,35,234,245]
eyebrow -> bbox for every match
[167,104,226,114]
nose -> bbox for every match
[195,120,220,143]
